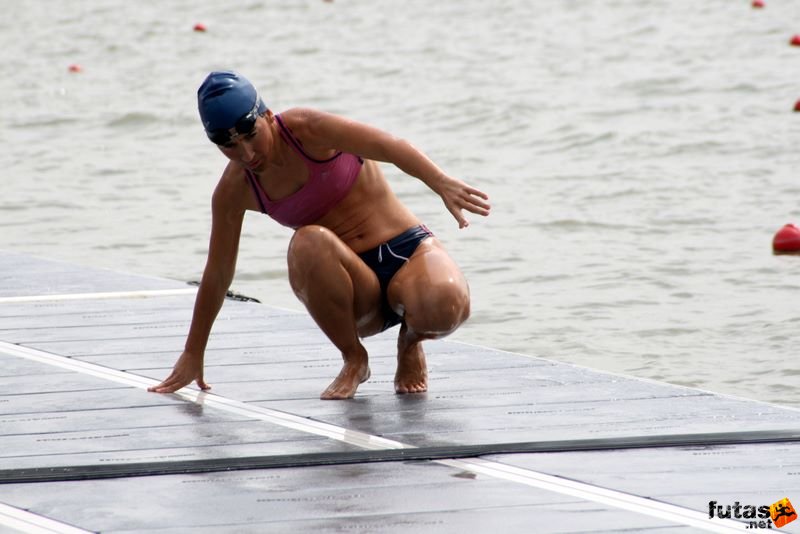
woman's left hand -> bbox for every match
[437,175,491,228]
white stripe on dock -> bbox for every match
[0,288,197,303]
[0,502,92,534]
[0,341,409,451]
[440,458,746,533]
[0,341,747,533]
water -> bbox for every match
[2,0,799,407]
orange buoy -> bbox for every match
[68,64,82,73]
[193,23,207,32]
[773,224,800,253]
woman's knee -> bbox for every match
[288,225,331,262]
[400,276,471,337]
[287,225,336,291]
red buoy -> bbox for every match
[193,23,207,32]
[68,64,82,73]
[794,99,800,112]
[790,34,800,47]
[752,0,764,8]
[773,224,800,253]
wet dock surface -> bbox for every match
[1,250,799,533]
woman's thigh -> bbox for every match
[386,238,470,335]
[287,225,385,336]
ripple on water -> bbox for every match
[11,116,81,129]
[106,112,162,129]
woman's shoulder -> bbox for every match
[277,107,338,136]
[278,106,323,121]
[213,162,249,207]
[279,108,368,154]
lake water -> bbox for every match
[3,0,800,407]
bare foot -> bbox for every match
[395,335,428,394]
[320,363,370,400]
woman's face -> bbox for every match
[216,112,274,172]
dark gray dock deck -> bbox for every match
[2,250,799,533]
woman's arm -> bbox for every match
[148,172,245,393]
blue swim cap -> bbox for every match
[197,71,267,132]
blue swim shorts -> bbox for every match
[357,224,434,331]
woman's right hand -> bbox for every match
[147,350,210,393]
[146,170,245,395]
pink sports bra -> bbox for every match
[245,114,363,229]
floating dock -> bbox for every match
[1,250,799,533]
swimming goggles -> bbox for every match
[206,101,262,145]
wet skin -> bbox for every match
[148,107,490,399]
